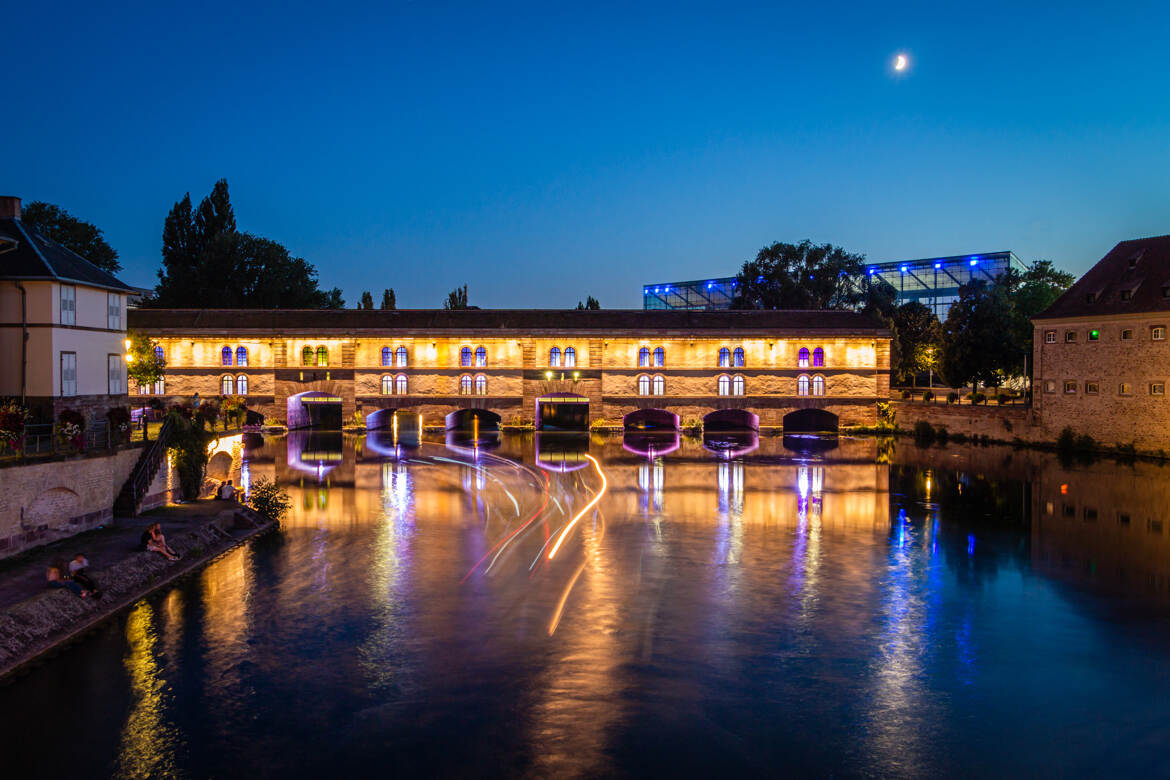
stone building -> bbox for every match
[127,308,890,430]
[0,196,134,421]
[1032,234,1170,450]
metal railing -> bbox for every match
[117,417,174,515]
[0,419,125,461]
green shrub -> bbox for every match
[971,392,987,405]
[913,420,936,444]
[166,409,214,500]
[248,477,292,522]
[947,391,959,404]
[922,390,934,403]
[935,425,949,443]
[900,389,912,400]
[996,393,1011,405]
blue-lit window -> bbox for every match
[460,375,473,394]
[236,374,248,395]
[797,375,810,396]
[813,347,824,367]
[396,346,408,367]
[718,347,731,368]
[812,375,825,396]
[154,346,165,365]
[564,347,576,367]
[549,347,561,367]
[638,347,651,367]
[475,346,487,367]
[221,346,232,366]
[798,347,810,368]
[638,374,650,396]
[653,347,665,367]
[236,346,248,367]
[733,347,745,367]
[460,346,473,367]
[381,347,392,366]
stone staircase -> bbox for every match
[113,417,174,517]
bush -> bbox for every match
[107,406,132,443]
[248,477,291,522]
[922,390,934,403]
[970,392,987,405]
[935,425,949,443]
[166,410,213,500]
[996,393,1011,406]
[900,389,912,400]
[1057,427,1077,452]
[913,420,936,444]
[1075,433,1096,452]
[947,391,959,405]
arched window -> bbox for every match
[812,375,825,396]
[718,374,731,396]
[638,375,650,396]
[221,375,235,395]
[475,375,487,395]
[475,346,487,367]
[460,346,473,367]
[460,375,473,395]
[652,375,665,395]
[798,347,810,368]
[719,347,731,368]
[153,378,164,395]
[236,374,248,395]
[381,347,392,367]
[638,347,651,367]
[316,346,328,366]
[564,346,576,367]
[154,346,165,365]
[653,347,665,367]
[396,375,408,395]
[797,375,810,396]
[381,375,393,395]
[138,382,149,395]
[733,347,745,367]
[812,347,825,368]
[236,346,248,367]
[549,346,561,367]
[732,375,745,396]
[396,346,408,367]
[302,346,314,366]
[221,346,232,366]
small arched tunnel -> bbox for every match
[366,408,419,435]
[783,408,839,434]
[445,408,501,432]
[288,391,343,430]
[624,408,679,431]
[703,408,759,432]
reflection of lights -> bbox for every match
[967,534,975,556]
[798,467,810,499]
[548,454,608,560]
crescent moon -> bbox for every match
[894,54,908,71]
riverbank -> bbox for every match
[0,500,276,682]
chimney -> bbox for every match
[0,196,21,219]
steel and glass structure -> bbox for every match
[643,251,1026,319]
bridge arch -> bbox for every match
[782,408,839,434]
[623,408,679,431]
[445,408,501,432]
[703,408,759,432]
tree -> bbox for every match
[444,284,469,310]
[892,303,944,385]
[942,280,1014,392]
[381,289,396,310]
[324,287,345,309]
[732,240,870,310]
[359,291,374,310]
[125,330,165,391]
[1002,260,1076,375]
[576,295,600,310]
[20,201,121,274]
[152,179,334,308]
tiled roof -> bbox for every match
[0,217,135,292]
[1036,235,1170,320]
[129,308,889,336]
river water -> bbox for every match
[3,432,1170,778]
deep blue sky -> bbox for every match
[8,1,1170,308]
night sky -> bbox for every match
[7,1,1169,307]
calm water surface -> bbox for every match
[4,432,1170,778]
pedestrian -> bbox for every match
[68,553,102,597]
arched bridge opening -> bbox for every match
[703,408,759,432]
[782,408,839,434]
[624,408,679,431]
[445,408,501,432]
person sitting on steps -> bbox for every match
[217,479,236,501]
[68,553,102,598]
[141,522,180,561]
[47,565,90,598]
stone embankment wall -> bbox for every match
[0,510,274,680]
[890,401,1046,443]
[0,448,143,559]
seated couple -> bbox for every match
[139,522,180,561]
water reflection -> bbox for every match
[115,603,180,779]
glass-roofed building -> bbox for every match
[643,251,1026,319]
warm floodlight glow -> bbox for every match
[124,338,132,350]
[124,353,134,363]
[548,454,608,560]
[894,53,908,71]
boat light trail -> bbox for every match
[547,454,607,561]
[460,471,551,584]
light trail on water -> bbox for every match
[547,454,608,561]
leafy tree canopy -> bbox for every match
[576,295,600,310]
[21,201,121,274]
[444,284,469,310]
[941,280,1014,390]
[125,330,165,389]
[359,291,374,310]
[892,302,943,384]
[381,289,396,310]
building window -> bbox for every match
[60,352,76,396]
[798,347,810,368]
[221,346,233,366]
[1153,326,1166,341]
[638,347,651,368]
[1044,380,1056,393]
[154,378,164,395]
[719,347,731,368]
[653,347,665,367]
[718,374,731,396]
[460,375,473,395]
[236,374,248,395]
[236,346,248,366]
[382,347,392,367]
[564,346,576,367]
[1087,330,1099,342]
[107,293,121,330]
[652,375,665,395]
[812,375,826,396]
[638,374,650,396]
[549,347,561,367]
[1065,331,1077,343]
[1085,382,1099,394]
[475,375,487,395]
[733,347,745,367]
[1045,330,1056,344]
[396,375,408,395]
[1120,382,1133,396]
[316,346,328,366]
[797,375,810,396]
[221,375,235,395]
[475,346,487,367]
[108,354,123,394]
[460,346,473,367]
[732,375,745,396]
[302,346,314,365]
[1152,383,1166,396]
[1122,329,1134,340]
[154,346,165,365]
[812,347,825,367]
[60,285,75,326]
[1063,381,1077,394]
[381,375,393,395]
[394,346,407,367]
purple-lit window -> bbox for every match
[812,347,824,367]
[381,347,392,366]
[236,346,248,367]
[798,347,810,368]
[221,346,232,366]
[549,347,561,367]
[719,347,731,368]
[638,347,651,367]
[733,347,745,367]
[475,346,487,367]
[460,347,473,367]
[653,347,665,367]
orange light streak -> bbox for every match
[547,454,607,560]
